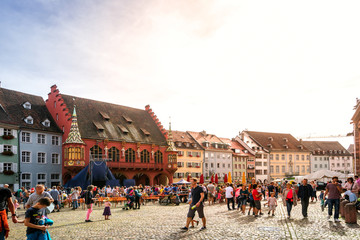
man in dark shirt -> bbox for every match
[267,182,275,195]
[297,179,313,218]
[181,178,206,231]
[0,187,18,239]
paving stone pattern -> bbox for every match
[8,199,360,240]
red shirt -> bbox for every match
[252,189,261,201]
[286,189,293,200]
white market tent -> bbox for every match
[174,179,191,185]
[302,169,346,182]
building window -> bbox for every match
[264,170,267,174]
[301,155,305,160]
[315,164,318,168]
[51,173,60,180]
[22,132,31,143]
[37,134,46,144]
[276,154,279,160]
[37,152,46,164]
[302,166,305,172]
[263,162,267,166]
[282,166,285,172]
[296,166,299,172]
[314,157,317,161]
[306,155,310,160]
[3,163,12,171]
[24,116,33,124]
[51,154,60,164]
[51,136,59,145]
[23,102,31,109]
[108,147,120,162]
[255,170,262,175]
[205,163,208,168]
[281,154,285,160]
[140,149,150,163]
[154,150,163,164]
[3,145,12,152]
[289,155,293,161]
[125,148,136,163]
[228,164,230,168]
[324,164,327,168]
[276,166,279,173]
[255,162,262,166]
[296,155,299,160]
[22,173,31,180]
[3,129,12,136]
[222,163,225,168]
[337,163,340,167]
[217,163,220,168]
[269,154,273,160]
[90,145,102,160]
[270,166,274,173]
[22,151,31,163]
[37,173,46,185]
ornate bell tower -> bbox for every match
[63,106,86,169]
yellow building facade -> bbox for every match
[170,131,204,182]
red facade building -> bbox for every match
[46,85,177,186]
[351,99,360,175]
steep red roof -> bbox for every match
[187,131,232,152]
[166,130,203,150]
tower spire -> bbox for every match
[64,105,85,144]
[166,117,176,152]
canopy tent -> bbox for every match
[174,179,191,185]
[302,169,347,181]
[64,161,120,189]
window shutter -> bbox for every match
[12,163,18,172]
[12,146,17,154]
[12,130,17,138]
[0,144,3,153]
[0,163,3,173]
[0,128,3,136]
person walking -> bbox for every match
[49,186,60,212]
[225,183,235,210]
[297,179,313,218]
[323,176,342,222]
[181,178,206,231]
[85,185,95,222]
[0,186,19,240]
[252,184,262,217]
[207,182,215,206]
[282,183,297,219]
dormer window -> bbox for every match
[329,150,332,154]
[214,143,218,149]
[177,142,182,147]
[122,115,133,123]
[268,137,273,141]
[117,124,128,134]
[23,102,31,109]
[93,121,104,131]
[140,128,151,136]
[267,144,272,148]
[194,143,197,148]
[343,150,346,154]
[42,119,50,127]
[283,145,288,149]
[24,116,33,124]
[99,112,110,121]
[283,138,288,142]
[186,143,190,147]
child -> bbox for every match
[103,198,112,220]
[23,197,52,239]
[13,199,20,214]
[267,193,277,216]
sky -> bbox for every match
[0,0,359,148]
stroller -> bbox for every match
[123,195,135,210]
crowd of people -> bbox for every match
[1,175,360,239]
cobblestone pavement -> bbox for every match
[8,199,360,240]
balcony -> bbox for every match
[107,161,166,170]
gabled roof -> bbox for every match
[60,94,167,145]
[0,88,61,133]
[187,131,232,152]
[168,130,204,150]
[302,141,352,156]
[244,131,308,152]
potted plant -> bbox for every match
[3,170,14,175]
[189,154,192,157]
[2,135,14,140]
[2,151,14,156]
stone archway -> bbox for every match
[63,173,72,185]
[154,173,169,186]
[113,173,128,186]
[133,173,150,186]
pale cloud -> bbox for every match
[1,0,359,148]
